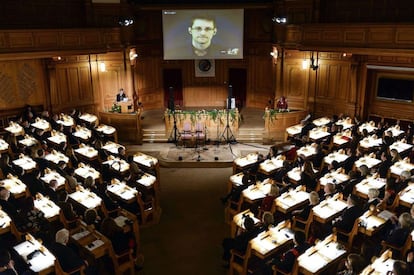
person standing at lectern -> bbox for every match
[116,88,127,102]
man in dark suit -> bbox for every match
[48,228,87,273]
[332,194,362,232]
[116,88,127,102]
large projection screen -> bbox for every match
[162,9,244,60]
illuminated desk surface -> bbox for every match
[34,193,60,221]
[102,157,130,174]
[5,122,24,136]
[358,122,377,134]
[312,194,347,223]
[354,155,382,170]
[47,131,67,145]
[398,183,414,208]
[101,141,125,155]
[233,152,259,172]
[18,135,39,147]
[323,150,349,165]
[231,209,261,238]
[274,186,309,214]
[242,179,273,203]
[107,179,138,204]
[40,168,67,189]
[358,209,391,237]
[389,158,414,178]
[312,117,331,127]
[12,155,38,172]
[361,249,394,275]
[359,135,383,149]
[70,222,110,260]
[0,174,27,198]
[335,117,354,130]
[0,138,9,153]
[258,156,285,175]
[13,234,56,274]
[309,127,331,141]
[297,234,346,275]
[0,209,12,235]
[74,163,101,181]
[31,118,51,131]
[354,175,387,199]
[296,144,318,159]
[319,169,350,189]
[68,186,102,210]
[74,144,99,160]
[133,152,159,168]
[250,220,294,259]
[44,149,70,165]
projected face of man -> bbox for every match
[189,18,217,51]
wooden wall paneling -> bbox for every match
[282,56,309,111]
[183,86,227,108]
[136,58,163,110]
[0,59,47,111]
[247,55,275,109]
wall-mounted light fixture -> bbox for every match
[270,47,278,64]
[118,17,134,26]
[99,62,106,72]
[302,59,309,69]
[272,16,287,24]
[129,48,138,61]
[309,51,319,71]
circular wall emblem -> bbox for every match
[198,59,211,72]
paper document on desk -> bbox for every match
[86,239,104,251]
[72,230,90,240]
[378,210,394,220]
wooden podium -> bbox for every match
[118,100,133,113]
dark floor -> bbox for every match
[139,167,231,275]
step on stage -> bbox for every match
[126,143,271,168]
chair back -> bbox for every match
[107,240,135,275]
[55,259,86,275]
[229,242,252,275]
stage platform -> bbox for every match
[126,142,271,168]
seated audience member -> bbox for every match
[64,167,79,193]
[0,187,20,220]
[301,160,317,191]
[260,183,279,213]
[320,182,337,200]
[20,196,49,233]
[43,179,59,203]
[34,149,48,171]
[341,170,361,197]
[378,177,398,209]
[57,191,78,221]
[392,260,410,275]
[266,231,310,274]
[100,217,136,256]
[258,211,275,232]
[332,194,362,232]
[0,248,31,275]
[377,151,392,178]
[84,208,101,229]
[362,188,381,212]
[292,191,319,221]
[221,169,256,205]
[336,253,366,275]
[390,148,402,163]
[48,229,87,274]
[222,216,260,264]
[385,212,413,247]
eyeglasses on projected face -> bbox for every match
[191,27,215,32]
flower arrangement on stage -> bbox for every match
[165,108,240,124]
[110,103,121,113]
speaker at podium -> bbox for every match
[118,99,133,113]
[226,97,236,109]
